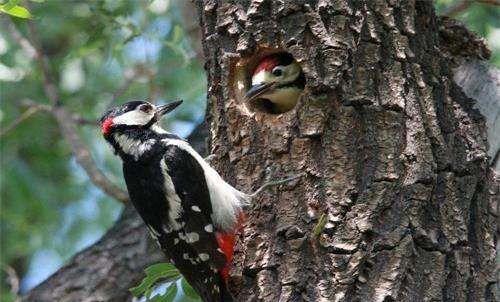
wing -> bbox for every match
[163,143,227,269]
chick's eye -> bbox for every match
[272,67,283,77]
[139,104,153,113]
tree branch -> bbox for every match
[477,0,500,6]
[4,19,36,59]
[0,106,42,138]
[70,114,99,126]
[52,106,130,203]
[1,264,20,301]
[6,19,130,204]
[0,101,98,139]
[25,20,59,106]
[21,206,164,302]
[444,0,500,17]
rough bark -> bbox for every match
[195,1,497,302]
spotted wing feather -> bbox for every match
[163,145,227,269]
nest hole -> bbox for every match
[233,49,305,115]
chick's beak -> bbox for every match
[155,100,183,119]
[244,82,276,102]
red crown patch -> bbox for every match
[253,56,279,75]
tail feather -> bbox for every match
[219,276,234,302]
[191,272,235,302]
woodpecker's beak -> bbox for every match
[155,100,183,119]
[244,82,276,102]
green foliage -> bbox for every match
[180,278,200,300]
[130,263,180,298]
[311,213,327,240]
[0,0,31,19]
[0,0,206,298]
[130,262,201,302]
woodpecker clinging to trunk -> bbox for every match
[245,53,305,114]
[100,100,300,302]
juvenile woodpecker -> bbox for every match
[100,100,301,302]
[245,53,304,114]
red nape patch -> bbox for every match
[102,118,114,135]
[253,55,279,75]
[216,212,246,281]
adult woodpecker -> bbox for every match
[100,100,300,302]
[245,53,304,114]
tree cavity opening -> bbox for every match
[233,49,305,115]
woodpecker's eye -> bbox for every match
[272,67,283,77]
[138,104,153,113]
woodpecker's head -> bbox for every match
[99,100,182,137]
[245,53,304,114]
[99,100,182,159]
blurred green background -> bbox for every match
[0,0,498,301]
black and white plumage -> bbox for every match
[100,100,247,302]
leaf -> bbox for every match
[311,213,327,240]
[181,278,200,300]
[145,262,178,276]
[163,283,178,302]
[4,0,21,10]
[0,4,32,19]
[129,262,181,297]
[171,25,183,44]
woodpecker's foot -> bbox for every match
[249,172,305,199]
[204,154,217,164]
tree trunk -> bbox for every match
[194,1,497,302]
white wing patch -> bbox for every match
[162,139,247,232]
[160,159,183,231]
